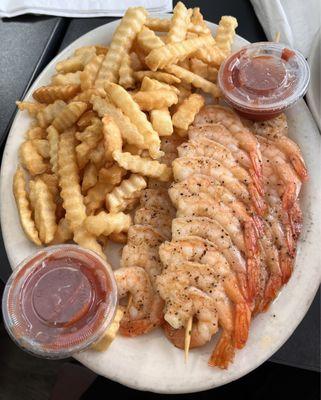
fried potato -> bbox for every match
[91,308,124,351]
[51,71,82,86]
[167,2,191,43]
[82,162,98,193]
[26,126,46,140]
[190,58,208,79]
[145,17,171,32]
[32,139,50,159]
[95,7,147,87]
[165,65,221,97]
[50,217,73,244]
[133,89,178,111]
[130,52,144,71]
[77,110,98,129]
[134,70,180,84]
[108,231,128,244]
[113,151,172,181]
[150,108,173,137]
[80,54,104,90]
[145,35,213,71]
[105,83,161,158]
[37,100,66,128]
[94,45,109,55]
[102,115,123,161]
[106,174,146,213]
[13,167,41,245]
[119,53,136,89]
[85,211,132,236]
[98,164,125,185]
[16,101,45,116]
[140,76,179,94]
[37,173,59,198]
[84,181,114,214]
[73,225,106,259]
[215,16,238,55]
[19,140,48,175]
[136,26,164,53]
[89,140,106,170]
[172,93,205,133]
[56,47,96,73]
[32,85,80,103]
[46,125,59,174]
[194,42,226,66]
[91,96,144,148]
[76,120,103,169]
[189,7,211,35]
[29,179,57,244]
[122,143,142,155]
[52,101,87,132]
[72,88,105,102]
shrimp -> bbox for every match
[188,124,265,198]
[193,105,263,181]
[172,156,265,216]
[253,115,308,181]
[115,267,164,336]
[258,137,302,210]
[140,188,176,216]
[178,137,265,214]
[134,207,172,239]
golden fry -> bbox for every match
[140,76,179,94]
[136,26,164,53]
[72,88,105,102]
[16,101,45,116]
[133,90,178,111]
[167,2,191,43]
[82,162,98,193]
[194,42,226,66]
[102,115,123,161]
[215,16,238,54]
[52,101,87,132]
[189,7,211,35]
[84,181,114,214]
[77,110,98,129]
[150,108,173,137]
[50,218,73,244]
[91,96,144,148]
[130,52,144,71]
[98,164,125,185]
[37,173,59,198]
[85,211,132,237]
[19,140,48,175]
[26,127,46,140]
[29,179,57,244]
[80,54,104,90]
[145,17,171,32]
[122,143,142,155]
[134,70,180,84]
[113,151,172,181]
[106,174,146,213]
[76,119,103,169]
[56,47,95,73]
[89,140,106,170]
[145,35,213,71]
[51,71,82,86]
[47,125,59,174]
[32,139,50,159]
[172,93,205,133]
[91,308,124,351]
[32,85,80,103]
[37,100,66,128]
[119,53,135,89]
[95,7,147,87]
[13,167,41,245]
[105,83,161,159]
[165,64,221,97]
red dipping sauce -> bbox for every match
[218,42,310,120]
[2,245,118,359]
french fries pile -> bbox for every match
[13,3,238,258]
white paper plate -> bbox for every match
[307,29,321,131]
[1,18,321,394]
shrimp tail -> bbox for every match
[250,149,263,181]
[246,257,260,304]
[120,316,164,337]
[208,330,235,369]
[236,272,249,303]
[234,302,251,349]
[292,155,309,182]
[244,221,259,257]
[282,182,297,211]
[261,274,283,311]
[249,183,267,216]
[280,251,293,284]
[288,203,303,242]
[249,168,265,196]
[252,215,265,237]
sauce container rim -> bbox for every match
[218,41,310,112]
[2,244,118,359]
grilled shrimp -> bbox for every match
[253,115,308,181]
[193,105,263,180]
[258,137,302,210]
[140,188,176,216]
[115,267,164,336]
[134,207,172,239]
[172,157,265,216]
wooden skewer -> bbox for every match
[274,31,281,43]
[184,316,193,363]
[126,294,133,313]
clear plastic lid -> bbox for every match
[218,42,310,116]
[2,245,118,359]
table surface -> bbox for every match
[0,0,319,374]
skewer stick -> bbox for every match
[184,316,193,363]
[274,31,281,43]
[126,294,133,313]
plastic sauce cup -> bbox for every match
[2,245,118,359]
[218,42,310,120]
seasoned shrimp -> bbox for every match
[140,188,176,216]
[258,137,302,210]
[172,156,265,216]
[193,105,263,180]
[253,115,308,181]
[115,267,164,336]
[134,207,172,239]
